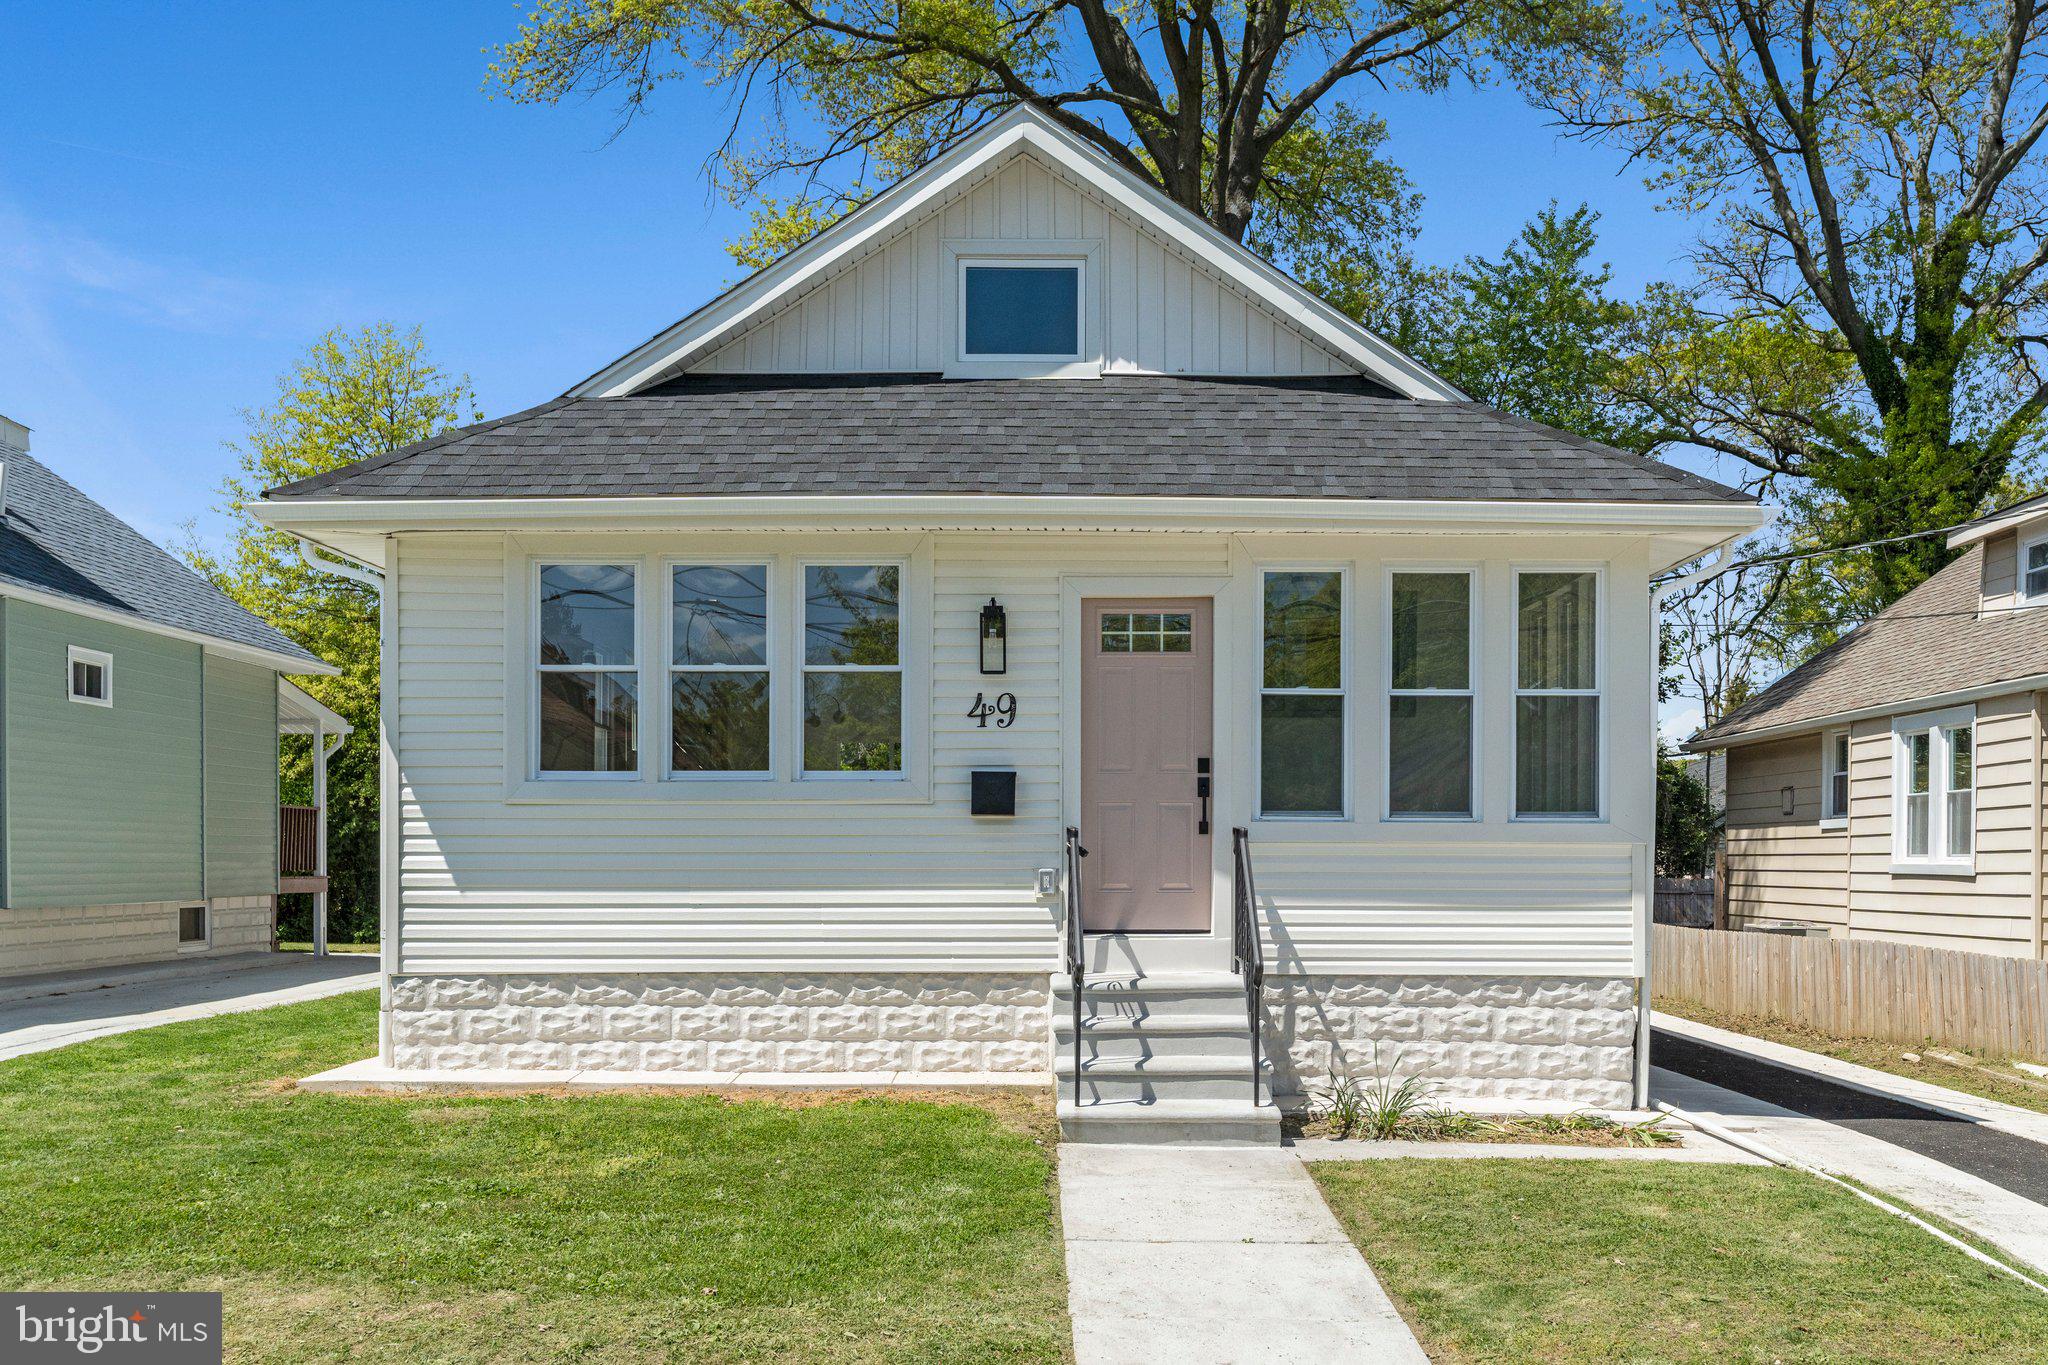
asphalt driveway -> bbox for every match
[0,953,377,1061]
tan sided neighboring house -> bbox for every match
[1688,498,2048,958]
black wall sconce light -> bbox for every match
[979,598,1007,675]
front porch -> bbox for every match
[276,679,351,955]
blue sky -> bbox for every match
[3,1,1710,557]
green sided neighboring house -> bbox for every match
[0,413,348,978]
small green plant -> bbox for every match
[1314,1043,1437,1140]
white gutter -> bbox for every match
[1688,670,2048,752]
[0,579,336,676]
[253,493,1764,540]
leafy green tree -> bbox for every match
[1656,746,1719,878]
[1522,0,2048,607]
[186,325,482,942]
[1422,202,1656,448]
[489,0,1610,314]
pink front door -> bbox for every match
[1080,599,1214,932]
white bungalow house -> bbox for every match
[256,107,1761,1142]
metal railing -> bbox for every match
[1064,826,1087,1108]
[1231,827,1267,1107]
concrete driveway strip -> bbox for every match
[0,954,377,1061]
[1654,1067,2048,1277]
[1060,1146,1429,1365]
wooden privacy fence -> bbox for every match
[1653,924,2048,1061]
[1652,878,1715,929]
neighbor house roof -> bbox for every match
[0,449,327,671]
[1688,542,2048,748]
[265,374,1748,505]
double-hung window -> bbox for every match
[1514,569,1601,819]
[536,563,639,775]
[1387,570,1475,819]
[670,565,771,775]
[803,565,903,774]
[1894,710,1974,871]
[1259,570,1345,817]
[1821,729,1850,824]
[2023,532,2048,602]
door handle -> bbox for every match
[1197,757,1212,835]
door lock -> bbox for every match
[1197,757,1212,834]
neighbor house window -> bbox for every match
[670,565,771,776]
[1260,570,1344,817]
[1822,729,1850,823]
[1387,570,1474,819]
[178,904,208,948]
[959,260,1082,359]
[67,646,112,707]
[536,563,639,775]
[1514,570,1601,818]
[803,565,902,774]
[2023,532,2048,602]
[1893,710,1974,870]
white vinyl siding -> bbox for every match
[389,530,1655,978]
[688,153,1350,378]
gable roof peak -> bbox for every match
[568,105,1463,403]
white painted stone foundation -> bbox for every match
[386,972,1051,1073]
[1263,975,1637,1109]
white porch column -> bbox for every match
[313,717,329,958]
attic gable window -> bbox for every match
[68,646,112,708]
[2021,530,2048,601]
[958,259,1083,362]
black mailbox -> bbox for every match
[970,770,1018,816]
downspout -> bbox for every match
[1639,538,1741,1109]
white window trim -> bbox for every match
[503,537,933,804]
[2021,528,2048,604]
[664,560,776,781]
[1890,703,1976,876]
[177,903,210,953]
[67,645,113,708]
[1382,563,1478,822]
[1510,564,1607,822]
[1254,565,1351,821]
[1820,727,1850,829]
[798,557,911,781]
[943,238,1103,379]
[532,560,643,782]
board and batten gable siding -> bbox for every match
[388,529,1649,979]
[202,653,280,898]
[1722,733,1849,931]
[688,152,1351,378]
[1,599,204,909]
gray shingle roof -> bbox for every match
[0,450,323,668]
[1689,542,2048,747]
[265,374,1749,504]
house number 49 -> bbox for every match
[968,692,1018,729]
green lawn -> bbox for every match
[1659,997,2048,1117]
[1312,1158,2048,1363]
[0,994,1071,1363]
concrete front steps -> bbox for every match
[1052,971,1281,1146]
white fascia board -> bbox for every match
[0,580,337,677]
[1949,502,2048,549]
[251,492,1763,540]
[567,106,1463,403]
[279,677,354,737]
[1686,670,2048,752]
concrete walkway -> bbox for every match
[1059,1146,1428,1365]
[1652,1066,2048,1276]
[0,953,377,1061]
